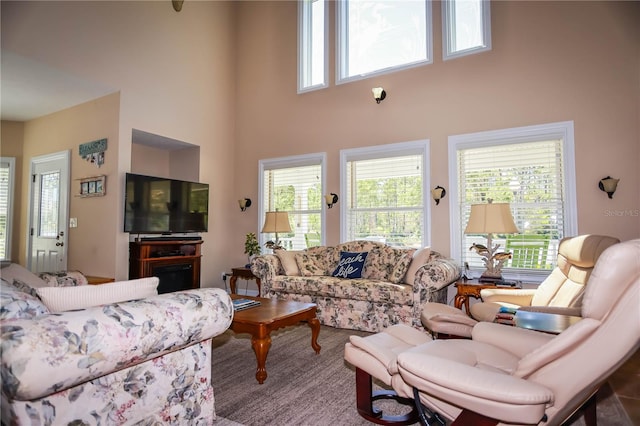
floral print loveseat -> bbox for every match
[1,263,233,425]
[251,241,460,332]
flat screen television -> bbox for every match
[124,173,209,234]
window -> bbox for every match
[298,0,328,92]
[337,0,432,83]
[449,121,577,281]
[442,0,491,60]
[0,157,16,261]
[259,153,326,250]
[340,140,430,247]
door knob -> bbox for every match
[56,242,64,247]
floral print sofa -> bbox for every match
[1,263,233,425]
[251,241,460,332]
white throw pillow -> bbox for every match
[403,247,432,285]
[275,249,301,276]
[36,277,159,312]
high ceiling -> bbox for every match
[1,50,116,122]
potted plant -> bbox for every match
[244,232,261,267]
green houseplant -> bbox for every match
[244,232,261,266]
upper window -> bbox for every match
[259,153,326,250]
[340,141,430,247]
[442,0,491,60]
[449,121,577,282]
[298,0,328,93]
[0,157,16,261]
[337,0,432,84]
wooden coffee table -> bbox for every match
[229,294,321,384]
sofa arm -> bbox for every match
[251,254,281,284]
[414,255,461,294]
[1,288,232,401]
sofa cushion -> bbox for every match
[275,249,301,276]
[35,277,159,312]
[268,275,414,305]
[389,250,415,284]
[363,245,415,282]
[332,252,368,279]
[1,278,50,320]
[404,247,432,284]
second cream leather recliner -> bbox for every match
[470,234,620,322]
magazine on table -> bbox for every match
[233,298,261,311]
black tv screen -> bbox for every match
[124,173,209,234]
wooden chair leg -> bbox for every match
[354,367,418,425]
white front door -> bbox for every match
[28,151,70,273]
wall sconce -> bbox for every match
[431,186,446,205]
[325,193,339,209]
[238,198,252,212]
[599,176,619,199]
[372,87,386,104]
[172,0,184,12]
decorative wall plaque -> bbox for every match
[79,138,107,167]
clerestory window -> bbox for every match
[442,0,492,60]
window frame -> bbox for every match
[336,0,433,85]
[258,152,327,249]
[298,0,329,93]
[340,140,431,247]
[448,121,578,283]
[0,157,16,261]
[442,0,492,61]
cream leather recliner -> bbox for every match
[470,234,620,322]
[346,238,638,425]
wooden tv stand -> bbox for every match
[129,239,203,293]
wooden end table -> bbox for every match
[454,279,500,316]
[230,267,261,295]
[229,295,321,384]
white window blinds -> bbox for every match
[458,139,566,272]
[262,160,323,250]
[344,145,427,248]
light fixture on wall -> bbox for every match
[325,193,339,209]
[372,87,386,104]
[464,200,519,282]
[238,198,252,212]
[431,186,446,205]
[261,211,292,250]
[599,176,619,199]
[172,0,184,12]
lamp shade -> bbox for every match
[261,211,292,234]
[464,203,519,234]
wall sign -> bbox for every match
[79,138,107,167]
[79,175,106,198]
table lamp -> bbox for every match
[464,200,519,282]
[261,211,292,250]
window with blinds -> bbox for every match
[0,158,15,261]
[451,121,577,279]
[260,154,325,250]
[341,141,429,248]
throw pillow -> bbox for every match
[403,247,432,285]
[1,278,50,320]
[332,251,369,279]
[275,249,301,276]
[12,278,40,298]
[388,249,416,284]
[36,277,159,313]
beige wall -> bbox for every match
[2,1,638,287]
[232,0,640,261]
[2,1,237,284]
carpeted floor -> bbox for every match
[211,325,631,426]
